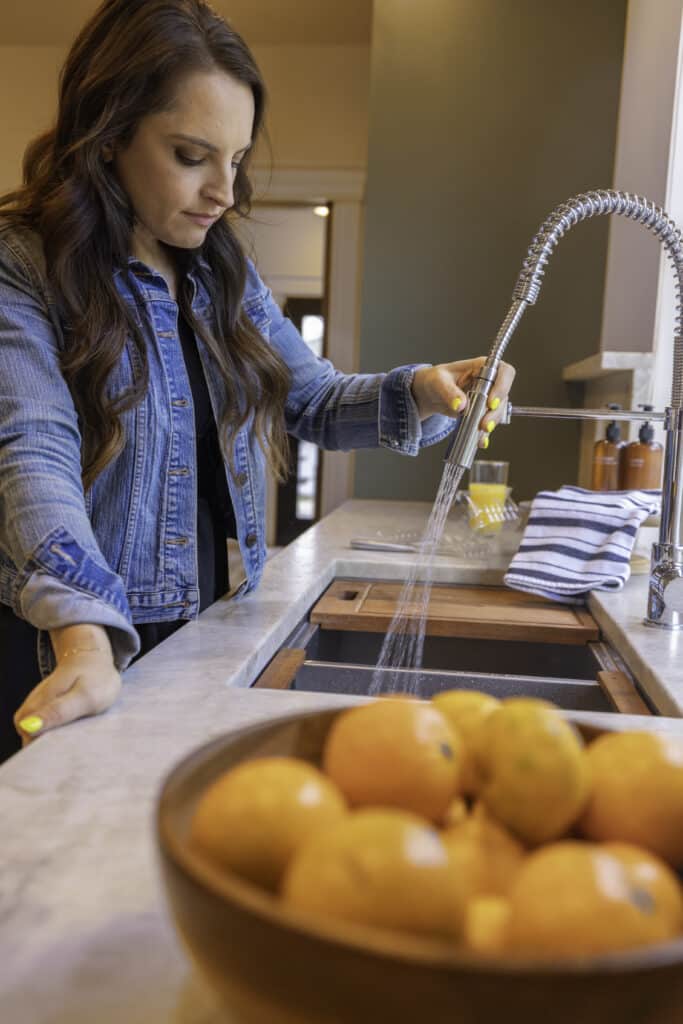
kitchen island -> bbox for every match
[2,499,683,1023]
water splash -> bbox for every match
[370,459,466,695]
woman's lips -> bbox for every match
[184,212,220,227]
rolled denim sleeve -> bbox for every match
[0,239,139,672]
[245,260,455,456]
[378,363,456,456]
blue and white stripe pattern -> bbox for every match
[504,486,661,604]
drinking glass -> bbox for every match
[468,460,509,533]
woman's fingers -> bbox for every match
[476,360,516,448]
[14,656,122,744]
[16,681,92,744]
[482,359,516,423]
[411,357,516,447]
[411,365,466,418]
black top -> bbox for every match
[133,311,236,654]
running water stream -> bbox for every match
[369,459,466,695]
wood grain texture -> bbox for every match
[597,670,653,716]
[310,580,600,645]
[252,649,306,690]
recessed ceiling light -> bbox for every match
[313,205,330,217]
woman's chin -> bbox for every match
[165,227,210,250]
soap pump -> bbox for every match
[619,404,664,490]
[590,403,625,491]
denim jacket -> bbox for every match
[0,221,455,677]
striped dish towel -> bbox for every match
[503,486,660,603]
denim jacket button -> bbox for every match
[245,532,257,548]
[235,472,247,487]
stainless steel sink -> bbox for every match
[291,661,611,711]
[296,626,600,680]
[258,618,653,713]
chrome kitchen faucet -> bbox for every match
[445,189,683,629]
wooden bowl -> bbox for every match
[156,708,683,1024]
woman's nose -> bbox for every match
[204,168,234,211]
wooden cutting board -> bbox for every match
[310,579,599,645]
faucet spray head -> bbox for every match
[444,298,529,471]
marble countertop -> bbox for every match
[2,498,683,1023]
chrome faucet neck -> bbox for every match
[445,189,683,628]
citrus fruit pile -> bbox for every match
[190,692,683,960]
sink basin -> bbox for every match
[299,627,600,681]
[256,596,653,716]
[291,661,612,711]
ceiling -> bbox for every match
[1,0,373,47]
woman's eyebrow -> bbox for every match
[169,132,252,154]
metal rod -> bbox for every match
[507,405,666,423]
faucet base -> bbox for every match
[646,543,683,628]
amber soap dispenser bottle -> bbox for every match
[619,405,663,490]
[590,404,625,491]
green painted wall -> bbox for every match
[355,0,627,502]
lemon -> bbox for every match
[432,689,500,796]
[323,698,462,823]
[282,807,465,939]
[190,756,346,890]
[470,697,591,844]
[442,802,526,900]
[506,840,683,957]
[463,896,511,955]
[579,730,683,868]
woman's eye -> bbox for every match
[175,150,205,167]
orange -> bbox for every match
[282,808,465,939]
[470,697,591,844]
[442,801,526,900]
[190,756,346,890]
[506,840,683,958]
[432,689,500,796]
[322,698,462,822]
[579,730,683,869]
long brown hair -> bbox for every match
[0,0,291,489]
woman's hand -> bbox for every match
[14,648,121,747]
[411,357,516,448]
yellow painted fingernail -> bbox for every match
[451,397,462,412]
[489,396,501,411]
[19,715,43,735]
[486,419,496,433]
[481,436,490,450]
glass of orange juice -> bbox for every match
[468,460,509,534]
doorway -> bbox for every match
[234,201,329,546]
[276,297,326,545]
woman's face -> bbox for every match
[112,69,255,261]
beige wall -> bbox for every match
[252,45,370,170]
[0,47,64,194]
[600,0,683,355]
[0,43,370,194]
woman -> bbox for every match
[0,0,514,760]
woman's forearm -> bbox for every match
[49,623,114,663]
